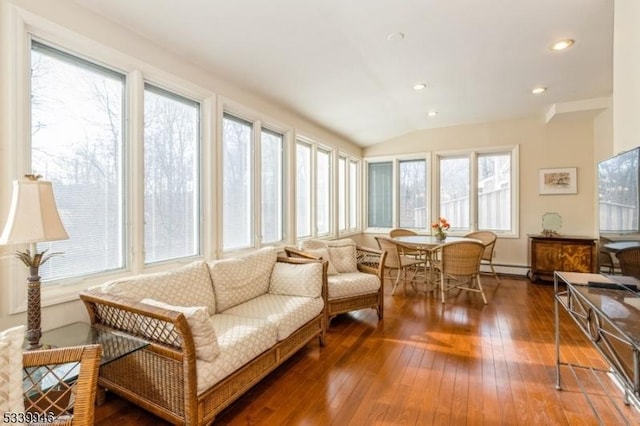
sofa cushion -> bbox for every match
[327,271,381,300]
[301,248,338,275]
[300,238,357,273]
[0,325,25,416]
[195,314,277,394]
[100,261,216,315]
[208,247,277,312]
[269,261,324,298]
[224,294,324,340]
[140,299,220,362]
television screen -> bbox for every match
[599,147,640,234]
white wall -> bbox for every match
[613,0,640,154]
[0,0,362,331]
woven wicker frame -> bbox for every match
[79,256,326,425]
[616,246,640,279]
[23,344,102,426]
[285,244,386,326]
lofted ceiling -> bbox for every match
[74,0,613,147]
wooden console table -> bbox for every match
[554,271,640,408]
[528,234,597,282]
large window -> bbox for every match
[261,129,284,244]
[222,113,286,251]
[222,114,253,250]
[295,140,334,239]
[316,148,331,235]
[437,148,516,233]
[338,155,359,233]
[144,84,200,263]
[31,41,125,281]
[367,158,427,229]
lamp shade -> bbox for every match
[0,178,68,245]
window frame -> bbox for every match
[433,145,519,237]
[364,154,431,233]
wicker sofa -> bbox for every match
[285,238,386,326]
[80,247,327,425]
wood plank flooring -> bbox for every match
[94,275,640,425]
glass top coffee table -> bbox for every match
[36,321,149,365]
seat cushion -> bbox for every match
[196,314,277,394]
[327,272,381,300]
[224,294,324,340]
[100,261,217,315]
[208,247,277,312]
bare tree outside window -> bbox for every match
[144,85,199,263]
[31,41,125,281]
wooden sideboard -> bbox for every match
[528,234,597,282]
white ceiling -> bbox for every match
[74,0,613,147]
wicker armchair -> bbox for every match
[616,246,640,279]
[375,236,426,295]
[286,239,386,326]
[465,231,500,284]
[432,240,487,304]
[23,344,102,426]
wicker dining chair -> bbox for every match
[22,344,102,426]
[598,236,620,274]
[389,228,422,259]
[465,231,500,285]
[375,236,426,295]
[616,246,640,279]
[432,240,487,304]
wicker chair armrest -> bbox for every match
[284,246,320,260]
[80,291,194,356]
[356,245,386,277]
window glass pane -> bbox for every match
[261,129,284,244]
[338,157,346,231]
[222,114,253,250]
[349,160,358,229]
[440,157,470,230]
[368,162,392,228]
[296,142,312,238]
[31,41,125,281]
[144,85,199,263]
[478,153,511,231]
[316,149,331,235]
[399,159,426,228]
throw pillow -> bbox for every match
[140,299,220,362]
[0,325,26,416]
[327,239,358,273]
[303,247,339,275]
[269,261,324,298]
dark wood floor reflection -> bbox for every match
[94,275,640,425]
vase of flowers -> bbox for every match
[432,217,450,242]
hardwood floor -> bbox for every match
[94,275,640,425]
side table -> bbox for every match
[25,322,149,405]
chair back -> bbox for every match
[23,344,102,426]
[439,241,485,277]
[389,228,417,238]
[465,231,497,262]
[375,236,402,269]
[616,246,640,279]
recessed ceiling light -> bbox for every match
[532,87,547,94]
[387,32,405,41]
[413,83,427,91]
[427,111,438,117]
[551,39,574,51]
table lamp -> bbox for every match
[0,175,69,349]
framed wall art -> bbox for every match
[538,167,577,195]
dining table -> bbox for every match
[391,235,482,292]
